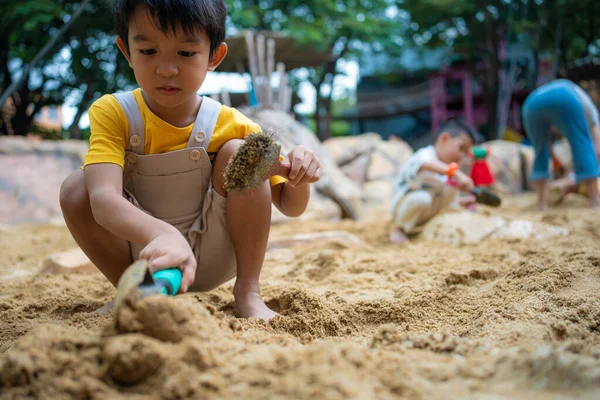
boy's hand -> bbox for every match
[459,194,477,208]
[139,230,196,293]
[454,171,475,193]
[284,145,322,187]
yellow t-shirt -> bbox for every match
[85,88,285,186]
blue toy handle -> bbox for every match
[152,268,182,296]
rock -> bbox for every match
[367,140,413,182]
[492,220,569,240]
[422,211,569,245]
[484,140,534,194]
[421,211,506,245]
[41,248,96,274]
[322,133,382,166]
[0,137,88,225]
[361,180,393,213]
[552,139,572,172]
[268,230,363,250]
[323,133,413,184]
[242,108,363,220]
[340,152,371,185]
[271,188,342,225]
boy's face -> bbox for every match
[438,132,473,164]
[116,6,227,111]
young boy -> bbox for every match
[59,0,322,321]
[522,79,600,210]
[389,120,476,244]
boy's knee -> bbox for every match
[60,170,89,214]
[211,139,246,196]
[404,191,433,210]
[217,139,244,161]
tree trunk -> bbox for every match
[12,101,33,135]
[481,4,501,140]
[68,80,95,139]
[11,82,32,135]
[0,0,92,109]
[314,40,350,141]
[68,104,86,139]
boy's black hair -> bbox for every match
[111,0,226,58]
[434,118,481,144]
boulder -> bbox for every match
[242,108,362,219]
[41,248,96,274]
[421,211,506,245]
[368,139,413,182]
[421,210,568,245]
[484,140,534,194]
[271,188,342,225]
[361,180,393,214]
[340,152,371,185]
[322,132,381,166]
[0,137,88,225]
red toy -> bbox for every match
[470,147,495,187]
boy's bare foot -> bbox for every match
[233,289,278,321]
[389,227,409,244]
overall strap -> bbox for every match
[113,91,145,154]
[186,96,222,150]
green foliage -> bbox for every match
[29,125,63,140]
[226,0,403,139]
[1,0,135,136]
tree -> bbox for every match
[61,3,134,138]
[0,0,135,136]
[0,0,71,135]
[401,0,600,139]
[226,0,403,141]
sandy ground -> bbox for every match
[1,193,600,399]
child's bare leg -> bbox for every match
[60,169,132,286]
[582,178,600,208]
[212,139,277,321]
[390,191,432,244]
[389,226,409,244]
[533,179,548,210]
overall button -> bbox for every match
[194,131,206,143]
[189,149,202,161]
[126,153,138,163]
[129,135,142,147]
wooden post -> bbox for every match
[256,34,269,107]
[266,38,276,107]
[429,75,447,134]
[277,62,287,111]
[220,88,231,106]
[462,70,474,129]
[284,85,293,113]
[244,31,260,105]
[236,60,251,105]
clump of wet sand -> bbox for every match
[1,193,600,399]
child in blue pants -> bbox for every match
[522,79,600,209]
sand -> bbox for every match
[1,193,600,399]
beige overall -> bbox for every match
[114,92,236,292]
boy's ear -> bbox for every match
[208,43,228,72]
[116,36,132,67]
[438,132,450,142]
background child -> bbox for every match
[59,0,322,321]
[522,79,600,210]
[389,120,476,244]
